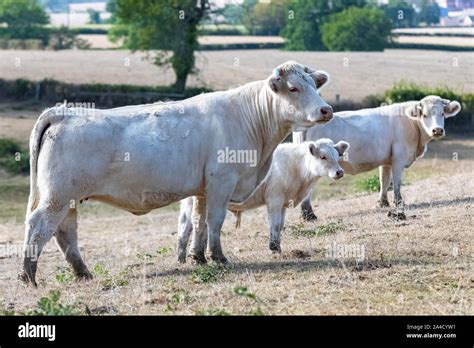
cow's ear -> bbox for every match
[405,103,422,119]
[334,141,350,157]
[268,68,283,93]
[443,100,461,118]
[309,142,319,157]
[310,70,330,89]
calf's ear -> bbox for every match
[309,143,319,157]
[405,103,422,119]
[334,141,350,156]
[443,100,461,118]
[268,68,283,93]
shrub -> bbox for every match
[27,290,79,316]
[0,138,29,175]
[356,175,380,193]
[321,7,392,51]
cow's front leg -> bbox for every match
[267,202,285,252]
[300,188,317,221]
[188,196,207,264]
[206,178,238,263]
[391,163,405,209]
[377,165,392,208]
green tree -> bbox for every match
[281,0,366,51]
[418,0,440,25]
[321,7,392,51]
[112,0,210,92]
[87,9,101,24]
[381,0,416,28]
[105,0,117,23]
[245,0,287,36]
[0,0,49,39]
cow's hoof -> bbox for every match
[302,210,317,222]
[269,241,281,253]
[210,254,229,264]
[189,253,207,265]
[177,254,187,264]
[377,199,390,208]
[18,271,37,287]
[75,271,93,281]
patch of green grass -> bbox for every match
[233,286,257,301]
[93,264,129,290]
[355,175,381,193]
[55,266,74,285]
[191,264,229,284]
[290,220,344,238]
[27,290,79,316]
[164,289,192,312]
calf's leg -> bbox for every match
[300,188,317,221]
[267,203,285,252]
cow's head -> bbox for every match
[307,139,349,180]
[405,96,461,139]
[268,61,333,131]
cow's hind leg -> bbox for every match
[377,165,392,208]
[54,209,92,280]
[20,203,69,286]
[188,197,207,264]
[300,188,317,221]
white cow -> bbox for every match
[294,95,461,221]
[20,61,334,285]
[177,138,349,260]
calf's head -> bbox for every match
[268,61,333,131]
[405,96,461,139]
[307,139,350,180]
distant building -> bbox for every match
[48,2,111,27]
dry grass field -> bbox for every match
[1,49,473,101]
[0,107,472,315]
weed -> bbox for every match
[191,263,229,284]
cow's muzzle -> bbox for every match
[309,106,333,124]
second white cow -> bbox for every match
[294,95,461,221]
[177,138,349,260]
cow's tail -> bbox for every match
[26,107,64,214]
[292,130,306,144]
[229,210,242,229]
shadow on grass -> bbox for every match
[406,196,472,210]
[144,256,442,279]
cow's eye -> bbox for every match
[289,87,299,93]
[320,155,326,160]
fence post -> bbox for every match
[35,83,41,101]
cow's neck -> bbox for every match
[237,81,292,168]
[406,114,432,159]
